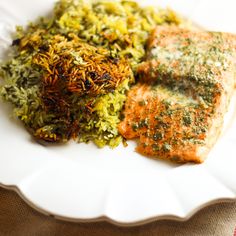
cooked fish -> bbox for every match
[119,26,236,163]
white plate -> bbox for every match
[0,0,236,226]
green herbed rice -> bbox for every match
[0,0,180,147]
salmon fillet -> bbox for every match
[119,26,236,163]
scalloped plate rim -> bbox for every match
[0,183,235,227]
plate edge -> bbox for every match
[0,182,235,227]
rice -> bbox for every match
[0,0,180,147]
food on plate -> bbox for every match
[1,0,235,163]
[119,26,236,163]
[0,0,180,147]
